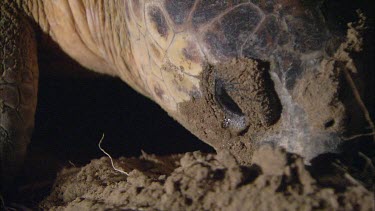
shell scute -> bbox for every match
[147,75,177,110]
[161,60,201,104]
[191,0,231,28]
[203,4,263,60]
[242,15,280,59]
[129,0,147,34]
[263,15,280,40]
[145,4,174,49]
[164,0,196,25]
[131,0,142,19]
[147,6,169,39]
[182,42,203,65]
[149,59,163,81]
[165,33,204,77]
[129,33,150,83]
[286,16,327,53]
[146,40,165,67]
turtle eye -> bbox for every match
[214,79,243,116]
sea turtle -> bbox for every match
[0,0,366,194]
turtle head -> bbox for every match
[177,50,357,164]
[126,0,368,164]
[171,21,366,164]
[171,2,368,164]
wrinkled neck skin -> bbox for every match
[17,0,150,97]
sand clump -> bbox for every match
[40,146,374,211]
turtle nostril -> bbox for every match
[214,79,243,116]
[214,78,249,135]
[206,59,281,137]
[324,119,335,129]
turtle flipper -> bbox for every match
[0,1,38,193]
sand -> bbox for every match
[39,145,374,211]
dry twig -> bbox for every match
[342,132,375,141]
[343,68,375,142]
[337,12,375,142]
[98,134,129,176]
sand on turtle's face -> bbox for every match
[176,55,345,165]
[177,58,281,164]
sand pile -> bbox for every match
[40,145,374,211]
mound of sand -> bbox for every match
[40,146,374,211]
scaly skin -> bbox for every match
[17,0,151,97]
[0,0,38,192]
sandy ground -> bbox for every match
[39,145,374,211]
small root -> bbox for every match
[344,173,362,186]
[0,196,5,211]
[68,161,76,167]
[98,134,129,176]
[358,152,375,174]
[342,132,375,141]
[343,67,375,142]
[336,12,375,142]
